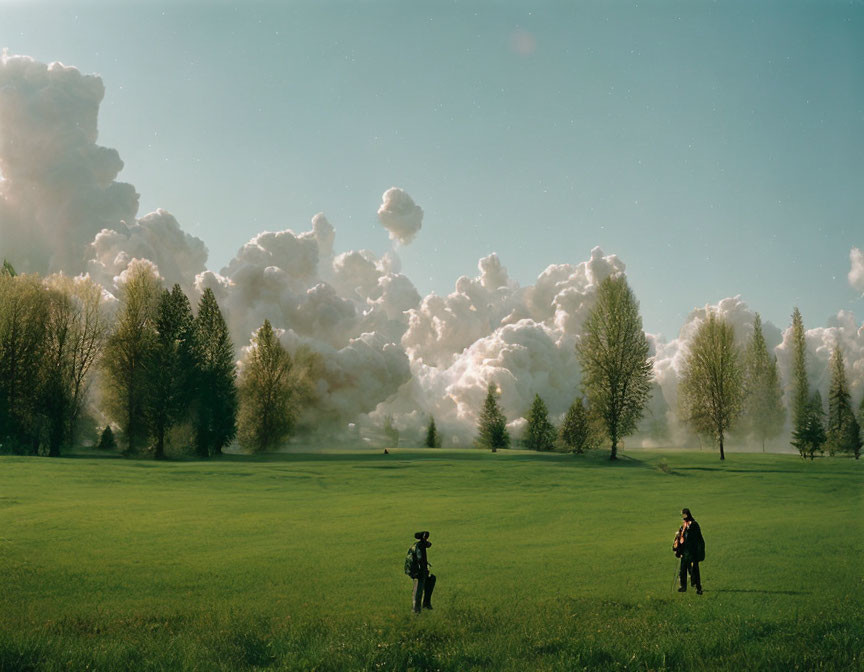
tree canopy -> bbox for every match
[477,383,509,452]
[577,275,652,460]
[678,313,743,460]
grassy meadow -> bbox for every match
[0,448,861,671]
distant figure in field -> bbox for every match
[673,508,705,594]
[404,530,436,613]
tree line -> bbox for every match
[473,276,863,461]
[2,262,862,460]
[0,261,320,458]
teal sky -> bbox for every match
[1,1,862,338]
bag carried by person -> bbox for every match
[404,543,420,578]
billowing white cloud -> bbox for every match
[375,248,626,441]
[87,209,208,293]
[377,187,423,245]
[4,53,862,446]
[0,52,207,302]
[0,54,139,274]
[849,248,864,295]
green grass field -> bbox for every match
[0,448,861,671]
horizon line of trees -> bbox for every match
[0,260,321,458]
[475,276,862,461]
[3,261,863,461]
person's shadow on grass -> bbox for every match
[712,588,810,596]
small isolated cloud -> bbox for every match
[377,187,423,245]
[849,247,864,295]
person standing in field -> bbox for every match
[673,508,705,594]
[405,530,436,613]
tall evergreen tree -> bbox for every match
[558,397,595,454]
[792,391,826,460]
[741,314,785,451]
[102,261,161,454]
[790,307,810,451]
[477,382,509,452]
[1,259,15,277]
[525,394,556,451]
[146,285,195,460]
[826,345,862,458]
[679,313,743,461]
[425,416,441,448]
[237,319,291,453]
[97,425,118,451]
[193,288,237,456]
[577,275,652,460]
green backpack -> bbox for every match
[404,543,420,578]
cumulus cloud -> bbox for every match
[377,187,423,245]
[5,52,862,446]
[87,209,208,293]
[849,248,864,295]
[375,247,627,441]
[0,52,207,300]
[0,53,140,274]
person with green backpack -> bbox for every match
[404,530,436,613]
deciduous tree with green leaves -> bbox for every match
[237,319,292,453]
[477,382,509,452]
[36,274,110,456]
[101,261,161,454]
[741,314,785,451]
[678,313,743,461]
[0,273,49,453]
[525,394,556,451]
[40,284,75,457]
[577,275,652,460]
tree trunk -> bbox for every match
[154,429,165,460]
[610,437,618,460]
[48,413,63,457]
[719,434,725,461]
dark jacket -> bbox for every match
[412,540,431,577]
[682,519,706,563]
